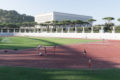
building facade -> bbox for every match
[35,12,93,24]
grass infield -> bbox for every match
[0,66,119,80]
[0,37,99,50]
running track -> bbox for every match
[0,40,120,69]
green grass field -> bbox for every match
[0,67,119,80]
[0,37,99,50]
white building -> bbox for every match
[35,11,92,24]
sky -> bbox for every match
[0,0,120,25]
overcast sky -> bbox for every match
[0,0,120,25]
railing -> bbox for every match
[0,26,116,33]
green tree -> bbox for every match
[51,21,59,28]
[22,22,36,27]
[103,17,114,23]
[88,19,96,26]
[88,19,96,32]
[82,21,90,27]
[0,9,34,23]
[117,18,120,23]
[103,17,115,32]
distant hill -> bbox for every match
[0,9,34,23]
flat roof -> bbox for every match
[35,11,92,18]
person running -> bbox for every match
[39,52,43,56]
[83,49,87,56]
[88,58,92,68]
[37,45,43,56]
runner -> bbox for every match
[88,58,92,68]
[37,45,43,56]
[83,49,87,56]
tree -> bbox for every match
[104,23,114,32]
[40,23,47,26]
[88,19,96,26]
[63,20,72,31]
[87,19,96,32]
[88,19,96,22]
[103,17,114,23]
[103,17,115,32]
[117,18,120,22]
[39,21,51,32]
[82,21,90,27]
[0,9,34,23]
[51,20,59,28]
[22,22,36,27]
[71,20,77,27]
[59,20,68,27]
[44,21,51,31]
[75,20,83,26]
[57,21,63,27]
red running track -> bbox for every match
[0,40,120,69]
